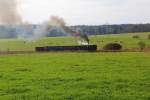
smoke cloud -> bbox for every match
[0,0,22,25]
[0,0,89,45]
[27,16,71,41]
[29,16,65,41]
[29,16,89,45]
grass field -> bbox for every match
[0,32,150,100]
[0,32,150,51]
[0,52,150,100]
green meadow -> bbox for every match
[0,52,150,100]
[0,32,150,51]
[0,33,150,100]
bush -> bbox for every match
[132,35,140,39]
[103,43,122,51]
[120,41,123,44]
[148,34,150,40]
[138,41,146,51]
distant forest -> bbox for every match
[70,24,150,35]
[0,24,150,38]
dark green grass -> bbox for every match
[0,52,150,100]
[0,32,150,51]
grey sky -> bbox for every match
[18,0,150,25]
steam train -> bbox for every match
[35,45,97,52]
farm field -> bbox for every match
[0,52,150,100]
[0,32,150,51]
[0,33,150,100]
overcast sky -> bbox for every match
[18,0,150,25]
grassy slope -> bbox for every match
[91,32,150,50]
[0,32,150,51]
[0,52,149,100]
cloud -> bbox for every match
[18,0,150,25]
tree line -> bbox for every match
[0,24,150,38]
[70,24,150,35]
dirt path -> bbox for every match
[0,51,35,55]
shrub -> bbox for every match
[103,43,122,51]
[148,34,150,40]
[138,41,146,51]
[120,41,123,44]
[132,35,140,39]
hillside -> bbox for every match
[0,32,150,52]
